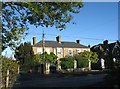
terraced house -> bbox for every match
[32,36,90,59]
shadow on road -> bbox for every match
[12,71,114,88]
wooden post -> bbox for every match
[6,70,9,88]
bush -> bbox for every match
[60,57,74,69]
[77,57,89,68]
[1,56,19,87]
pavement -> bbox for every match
[12,72,109,88]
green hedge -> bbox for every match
[77,57,89,68]
[60,57,74,69]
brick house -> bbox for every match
[32,36,90,59]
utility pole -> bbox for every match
[42,30,45,61]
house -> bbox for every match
[32,36,90,59]
[91,40,120,69]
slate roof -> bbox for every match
[33,40,89,48]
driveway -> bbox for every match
[12,72,108,88]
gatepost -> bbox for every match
[56,60,61,71]
[101,58,105,69]
[74,60,77,69]
[44,60,50,74]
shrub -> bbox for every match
[77,57,89,68]
[1,56,19,87]
[60,57,74,69]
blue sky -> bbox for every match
[2,2,118,58]
[25,2,118,45]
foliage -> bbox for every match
[2,2,83,51]
[1,56,19,87]
[49,52,58,64]
[79,51,99,63]
[41,52,57,64]
[76,57,89,68]
[33,54,41,66]
[14,42,34,68]
[60,56,74,69]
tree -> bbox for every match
[79,51,98,70]
[14,42,34,68]
[49,52,58,64]
[33,54,41,66]
[2,2,83,51]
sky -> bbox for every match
[2,2,119,58]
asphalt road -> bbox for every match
[12,73,108,88]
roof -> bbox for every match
[33,40,89,48]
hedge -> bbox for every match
[60,57,74,69]
[76,57,89,68]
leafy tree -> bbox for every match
[74,55,89,68]
[14,42,34,68]
[79,51,98,70]
[33,54,41,66]
[2,2,83,51]
[49,52,58,64]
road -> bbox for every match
[12,73,108,88]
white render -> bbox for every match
[101,58,105,69]
[45,48,50,54]
[37,48,42,54]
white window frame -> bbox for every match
[76,49,81,54]
[68,49,73,56]
[57,48,62,54]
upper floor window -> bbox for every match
[37,48,42,54]
[57,48,62,54]
[76,49,81,54]
[68,49,73,56]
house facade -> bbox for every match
[32,36,90,59]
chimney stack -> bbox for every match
[76,40,80,44]
[56,36,61,43]
[103,40,108,45]
[33,36,36,45]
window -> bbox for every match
[54,48,57,55]
[57,48,62,54]
[76,49,80,54]
[68,49,73,56]
[37,48,42,54]
[83,49,87,52]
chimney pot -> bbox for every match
[76,40,80,44]
[103,40,108,45]
[33,36,36,45]
[56,36,61,43]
